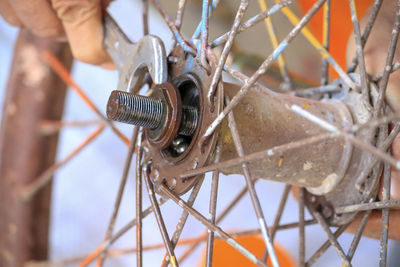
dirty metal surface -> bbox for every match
[321,76,383,225]
[144,46,223,196]
[218,83,350,191]
[217,74,385,226]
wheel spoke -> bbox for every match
[20,125,105,201]
[355,122,400,188]
[108,197,168,246]
[120,220,314,254]
[350,114,400,133]
[227,100,280,267]
[262,185,292,262]
[192,0,220,40]
[347,0,384,72]
[160,184,268,267]
[208,0,249,104]
[294,85,341,97]
[373,59,400,81]
[200,0,211,72]
[224,62,318,95]
[349,0,370,101]
[306,225,348,266]
[257,0,292,89]
[321,0,330,85]
[79,197,169,267]
[41,51,130,146]
[19,1,400,266]
[161,177,205,267]
[290,104,400,170]
[346,210,371,262]
[379,163,391,267]
[98,127,139,265]
[278,1,358,90]
[31,219,318,267]
[206,148,221,267]
[336,199,400,214]
[182,133,332,178]
[175,0,187,30]
[202,0,328,140]
[178,183,252,264]
[223,64,275,94]
[142,0,149,35]
[136,132,144,267]
[39,119,102,135]
[143,166,178,267]
[380,162,391,267]
[378,124,390,266]
[373,0,400,116]
[211,1,292,48]
[306,204,351,266]
[195,110,400,183]
[150,0,196,55]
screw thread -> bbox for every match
[107,90,163,129]
[179,106,198,136]
[107,90,199,137]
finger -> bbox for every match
[52,0,113,66]
[347,210,400,240]
[0,0,22,27]
[9,0,64,38]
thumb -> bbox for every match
[52,0,114,68]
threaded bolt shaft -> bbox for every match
[179,106,198,136]
[107,90,163,129]
[107,90,198,136]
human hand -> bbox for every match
[0,0,114,68]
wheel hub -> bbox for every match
[107,46,222,196]
[145,47,223,195]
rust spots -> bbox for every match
[222,131,233,145]
[278,156,283,167]
[302,103,310,110]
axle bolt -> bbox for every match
[107,90,163,129]
[107,90,199,137]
